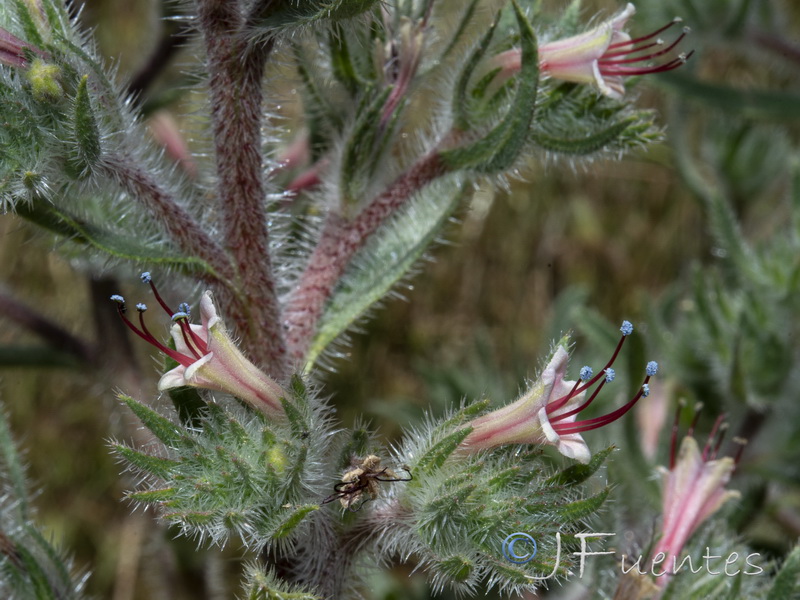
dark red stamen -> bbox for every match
[607,18,681,51]
[686,402,703,438]
[174,317,203,360]
[546,378,583,415]
[147,279,175,317]
[732,438,748,465]
[549,377,608,423]
[710,424,728,460]
[600,51,692,76]
[116,304,191,366]
[600,39,662,60]
[600,31,687,65]
[185,320,208,354]
[669,400,684,469]
[147,277,208,356]
[547,332,628,415]
[553,374,652,435]
[702,414,726,461]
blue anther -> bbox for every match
[579,366,593,381]
[178,302,191,315]
[620,321,634,336]
[110,294,125,303]
[140,272,152,283]
[646,361,658,376]
[171,311,189,321]
[605,368,616,383]
[136,303,147,312]
[642,384,650,397]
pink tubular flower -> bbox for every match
[460,321,657,463]
[492,3,692,99]
[651,409,744,584]
[111,273,286,418]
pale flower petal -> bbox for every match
[158,365,189,391]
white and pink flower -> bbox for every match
[460,321,657,464]
[492,3,692,99]
[651,411,743,584]
[111,273,285,418]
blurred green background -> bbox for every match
[1,0,799,598]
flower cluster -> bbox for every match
[111,273,286,418]
[460,321,657,463]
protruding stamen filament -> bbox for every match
[702,414,727,461]
[600,50,694,76]
[710,423,729,460]
[553,381,649,435]
[142,271,175,317]
[600,30,687,65]
[686,402,703,438]
[547,321,632,416]
[732,437,748,464]
[113,274,211,365]
[546,377,583,415]
[553,366,655,435]
[549,371,613,424]
[669,399,685,469]
[172,314,203,360]
[111,296,190,366]
[607,17,682,51]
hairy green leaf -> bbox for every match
[440,0,538,172]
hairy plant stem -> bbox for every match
[284,151,449,363]
[101,153,234,284]
[197,0,288,378]
[298,505,401,599]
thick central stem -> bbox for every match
[198,0,288,377]
[284,151,449,363]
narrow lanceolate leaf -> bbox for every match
[532,117,638,155]
[440,0,539,173]
[415,427,473,474]
[119,395,188,449]
[114,444,179,479]
[267,504,319,540]
[289,373,309,411]
[452,13,499,130]
[280,397,307,437]
[68,75,101,178]
[440,398,490,430]
[553,487,610,522]
[306,186,463,370]
[441,0,481,60]
[11,0,44,48]
[328,25,360,96]
[546,446,614,487]
[14,201,212,273]
[340,86,393,210]
[435,555,474,582]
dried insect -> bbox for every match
[322,454,412,512]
